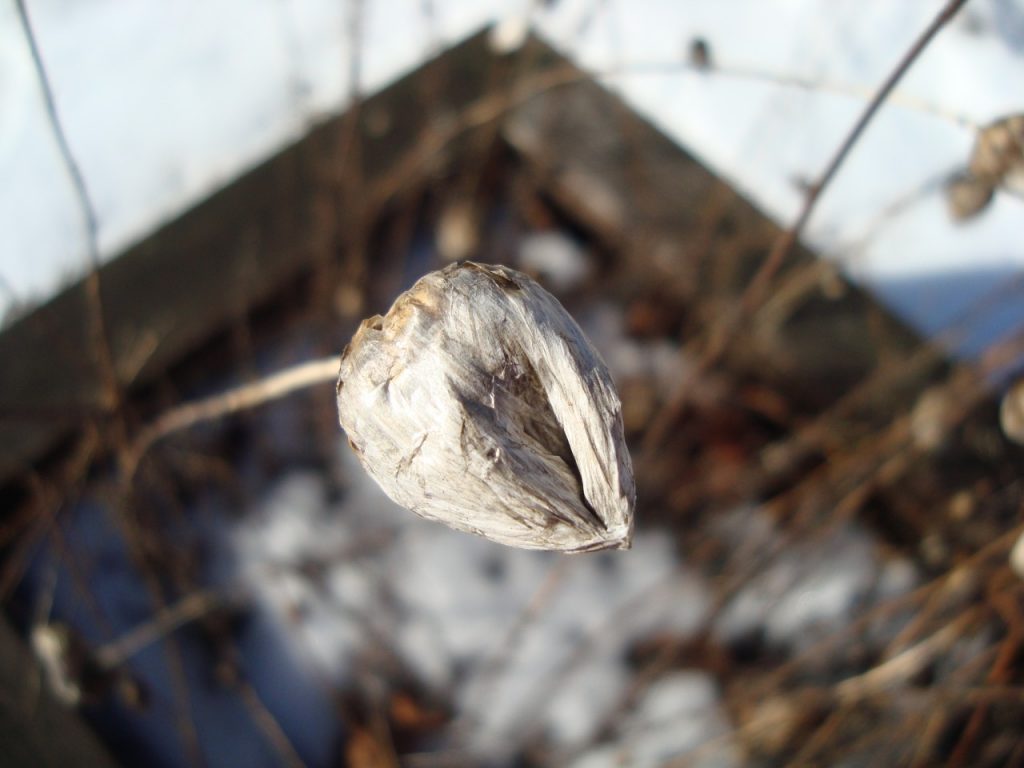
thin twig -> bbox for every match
[94,590,227,669]
[455,557,570,740]
[594,60,978,131]
[643,0,973,457]
[737,0,972,318]
[14,0,122,412]
[123,355,341,476]
[14,0,100,262]
[236,677,309,768]
[835,609,979,702]
[833,163,963,267]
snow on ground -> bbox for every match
[517,230,593,293]
[569,672,741,768]
[712,508,918,651]
[227,440,918,765]
[0,0,497,315]
[538,0,1024,360]
[3,0,1024,359]
[232,448,712,759]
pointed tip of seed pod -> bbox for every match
[602,522,635,552]
[337,261,636,553]
[566,518,634,553]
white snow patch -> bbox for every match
[569,671,741,768]
[230,446,710,758]
[582,303,688,396]
[6,0,1024,350]
[714,508,919,649]
[489,7,532,54]
[518,230,593,293]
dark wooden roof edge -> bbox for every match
[0,28,533,482]
[0,27,947,485]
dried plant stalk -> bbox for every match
[336,262,635,552]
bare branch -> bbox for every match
[123,355,341,477]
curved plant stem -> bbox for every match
[123,355,341,477]
[14,0,122,412]
[643,0,973,458]
[737,0,973,319]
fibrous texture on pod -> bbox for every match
[337,262,635,552]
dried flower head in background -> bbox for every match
[336,262,635,552]
[970,114,1024,196]
[944,114,1024,222]
[944,170,995,222]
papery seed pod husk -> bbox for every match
[969,115,1024,196]
[336,261,635,552]
[944,171,995,222]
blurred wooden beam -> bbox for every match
[501,71,943,408]
[0,29,557,484]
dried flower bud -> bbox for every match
[336,262,635,552]
[944,171,995,222]
[969,115,1024,196]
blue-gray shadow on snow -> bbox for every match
[868,263,1024,385]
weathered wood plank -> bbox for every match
[502,74,945,410]
[0,30,533,483]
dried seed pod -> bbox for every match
[336,262,635,552]
[969,114,1024,196]
[944,170,995,222]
